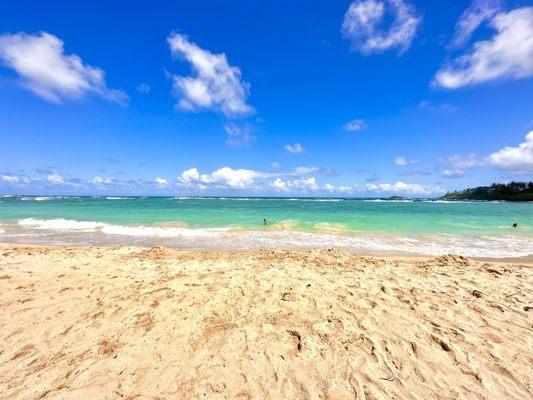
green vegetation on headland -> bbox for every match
[443,182,533,201]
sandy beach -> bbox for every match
[0,244,532,399]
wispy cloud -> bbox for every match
[35,167,56,175]
[394,156,421,166]
[434,7,533,89]
[441,169,465,179]
[418,100,457,113]
[46,173,80,186]
[344,118,367,132]
[449,0,503,49]
[167,33,254,118]
[438,154,479,178]
[2,175,22,184]
[224,123,257,148]
[1,173,33,186]
[1,167,451,198]
[136,83,151,94]
[0,172,177,193]
[0,32,128,105]
[90,176,113,185]
[341,0,421,55]
[398,170,431,177]
[284,143,305,154]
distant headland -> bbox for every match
[443,182,533,202]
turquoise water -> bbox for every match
[0,196,532,258]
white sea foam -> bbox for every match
[19,196,77,201]
[364,199,413,203]
[9,217,533,258]
[17,218,230,238]
[105,196,131,200]
[18,218,106,231]
[264,198,345,202]
[101,224,229,238]
[20,196,49,201]
[218,197,254,201]
[171,196,212,200]
[303,199,343,202]
[421,200,470,204]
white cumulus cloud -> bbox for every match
[394,156,421,166]
[341,0,421,55]
[284,143,305,154]
[488,131,533,173]
[178,167,260,190]
[178,168,201,184]
[344,119,367,132]
[0,32,128,105]
[167,33,254,118]
[439,154,479,178]
[323,184,353,194]
[434,7,533,89]
[1,175,20,184]
[47,173,65,184]
[441,169,465,179]
[323,183,336,193]
[366,181,445,196]
[269,177,318,193]
[155,177,168,186]
[269,178,287,191]
[89,176,113,186]
[90,176,113,185]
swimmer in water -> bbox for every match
[263,218,269,225]
[512,223,518,228]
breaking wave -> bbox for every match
[17,218,229,237]
[5,217,531,258]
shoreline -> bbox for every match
[2,197,531,260]
[1,241,532,264]
[1,243,531,399]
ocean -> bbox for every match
[0,195,531,258]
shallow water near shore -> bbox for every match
[0,195,532,258]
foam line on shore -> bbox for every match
[5,217,532,258]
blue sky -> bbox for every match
[0,0,532,197]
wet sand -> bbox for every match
[0,244,532,399]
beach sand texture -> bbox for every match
[0,244,532,399]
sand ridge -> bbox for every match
[0,244,532,399]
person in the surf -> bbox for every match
[263,218,269,225]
